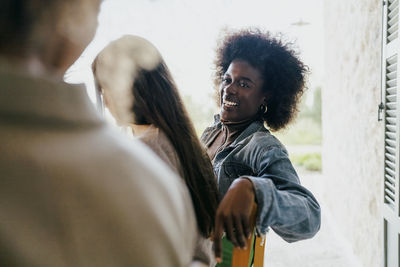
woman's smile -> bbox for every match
[219,60,266,122]
[223,99,239,108]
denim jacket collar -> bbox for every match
[207,114,268,148]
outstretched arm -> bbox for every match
[212,146,321,260]
[246,146,321,241]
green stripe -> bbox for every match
[215,230,256,267]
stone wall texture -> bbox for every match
[323,1,384,266]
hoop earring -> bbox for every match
[260,104,268,114]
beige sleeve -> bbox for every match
[0,136,197,267]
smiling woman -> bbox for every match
[220,60,266,123]
[214,29,307,131]
[201,28,321,265]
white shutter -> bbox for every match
[382,1,400,267]
[384,54,397,209]
[387,0,399,42]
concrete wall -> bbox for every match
[323,1,383,266]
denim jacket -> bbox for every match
[201,115,321,242]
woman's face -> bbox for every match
[219,60,266,123]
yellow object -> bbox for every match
[231,203,266,267]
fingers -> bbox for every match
[234,215,247,249]
[213,214,224,263]
[241,215,251,239]
[225,215,239,247]
[224,214,249,249]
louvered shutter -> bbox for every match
[382,1,400,267]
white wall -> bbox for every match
[323,0,383,266]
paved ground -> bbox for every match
[264,171,364,267]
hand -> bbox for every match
[213,178,255,263]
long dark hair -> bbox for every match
[93,49,219,237]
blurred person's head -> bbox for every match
[92,35,219,237]
[214,28,308,131]
[0,0,101,75]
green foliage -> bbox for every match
[276,118,322,145]
[276,87,323,172]
[301,86,321,125]
[290,153,322,172]
[275,86,322,145]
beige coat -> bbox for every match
[0,69,196,267]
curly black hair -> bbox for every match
[214,28,308,131]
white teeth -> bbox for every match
[224,100,238,106]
